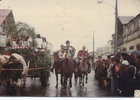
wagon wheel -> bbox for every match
[40,69,47,87]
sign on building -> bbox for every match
[0,35,6,47]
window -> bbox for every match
[131,24,134,32]
[125,28,128,35]
[139,19,140,27]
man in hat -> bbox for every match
[63,40,77,68]
[63,40,76,58]
[77,45,91,72]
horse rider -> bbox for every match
[50,44,65,73]
[77,45,91,71]
[62,40,77,67]
[63,40,76,58]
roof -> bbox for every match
[118,16,134,25]
[0,9,12,25]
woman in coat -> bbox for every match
[118,64,130,97]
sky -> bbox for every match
[0,0,140,52]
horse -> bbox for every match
[53,51,63,88]
[78,53,89,86]
[61,47,75,88]
[1,53,30,96]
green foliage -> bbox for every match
[35,51,51,78]
[5,48,52,79]
[7,21,36,39]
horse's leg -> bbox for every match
[16,79,21,96]
[86,73,88,84]
[74,74,78,83]
[83,74,85,86]
[69,74,73,87]
[79,75,82,87]
[79,76,81,85]
[55,73,58,88]
[64,75,67,88]
[60,74,63,85]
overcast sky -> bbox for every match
[0,0,140,52]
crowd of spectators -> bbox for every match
[94,43,140,97]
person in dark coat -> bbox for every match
[96,56,104,87]
[135,56,140,90]
[118,64,130,97]
[127,55,136,97]
[111,57,120,96]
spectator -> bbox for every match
[118,64,130,97]
[27,36,32,46]
[18,40,22,46]
[12,37,18,46]
[22,36,28,47]
[129,46,134,50]
[42,37,47,49]
[107,58,114,89]
[111,57,121,96]
[102,60,108,88]
[136,43,140,51]
[96,56,104,87]
[6,38,12,47]
[36,34,43,49]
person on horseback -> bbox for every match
[63,40,76,58]
[77,45,91,71]
[62,40,77,67]
[50,44,65,73]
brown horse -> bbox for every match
[61,47,75,88]
[78,54,89,86]
[53,52,63,88]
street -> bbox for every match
[0,68,110,97]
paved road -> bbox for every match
[0,69,110,97]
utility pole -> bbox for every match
[92,31,94,60]
[97,0,118,55]
[114,0,118,55]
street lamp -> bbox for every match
[97,0,118,55]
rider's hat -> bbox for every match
[66,40,70,44]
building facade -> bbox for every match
[111,15,140,53]
[121,14,140,51]
[0,9,15,47]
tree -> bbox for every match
[6,21,37,46]
[10,22,36,39]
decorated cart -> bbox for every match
[3,46,52,86]
[0,22,52,87]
